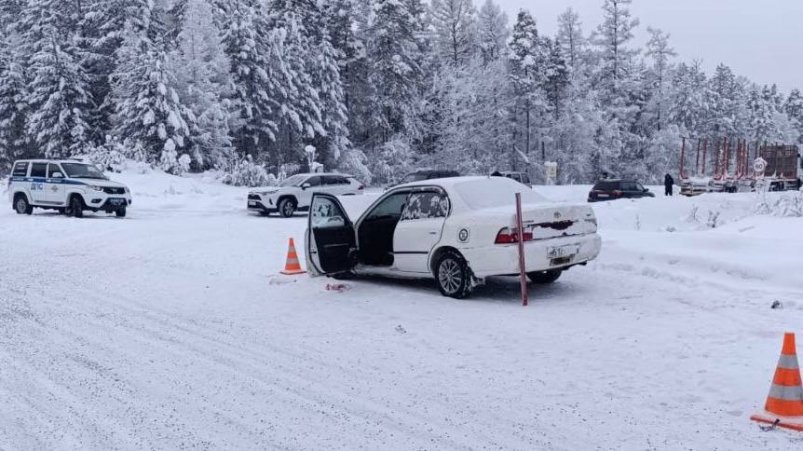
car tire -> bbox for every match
[66,195,84,218]
[434,251,473,299]
[115,207,126,218]
[527,269,562,284]
[278,198,296,218]
[14,194,33,215]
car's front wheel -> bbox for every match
[14,194,33,215]
[65,196,84,218]
[528,269,562,284]
[435,251,473,299]
[115,207,126,218]
[278,198,296,218]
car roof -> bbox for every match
[394,175,495,189]
[293,172,354,177]
[408,169,458,175]
[14,159,86,164]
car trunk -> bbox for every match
[472,203,597,241]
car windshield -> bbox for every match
[454,178,548,210]
[280,174,307,187]
[61,163,107,179]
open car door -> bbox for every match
[306,193,356,276]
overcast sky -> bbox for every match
[495,0,803,93]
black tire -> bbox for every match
[115,207,126,218]
[14,194,33,215]
[66,195,84,218]
[527,269,562,284]
[434,251,473,299]
[278,198,297,218]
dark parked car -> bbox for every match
[387,169,460,189]
[588,179,655,202]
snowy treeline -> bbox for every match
[1,0,802,184]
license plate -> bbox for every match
[548,244,579,259]
[597,194,609,198]
[248,201,257,206]
[109,198,125,206]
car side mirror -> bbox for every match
[51,172,64,178]
[301,182,311,190]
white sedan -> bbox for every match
[305,176,602,298]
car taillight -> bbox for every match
[612,190,622,196]
[495,227,533,244]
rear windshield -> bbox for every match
[454,179,546,210]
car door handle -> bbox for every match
[428,231,438,235]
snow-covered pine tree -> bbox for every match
[643,27,676,132]
[169,0,235,171]
[593,0,639,99]
[556,8,586,75]
[269,0,350,168]
[0,34,32,166]
[476,0,507,64]
[508,10,546,165]
[704,64,745,138]
[219,0,278,158]
[668,62,707,137]
[430,0,477,66]
[747,85,786,145]
[364,0,425,146]
[23,0,93,158]
[784,89,803,144]
[112,10,190,173]
[543,38,569,121]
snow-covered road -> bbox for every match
[1,172,802,449]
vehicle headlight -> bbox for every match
[86,185,104,192]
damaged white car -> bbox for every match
[305,176,602,298]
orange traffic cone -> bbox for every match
[750,332,803,432]
[280,238,306,275]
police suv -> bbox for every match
[8,159,132,218]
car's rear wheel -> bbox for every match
[14,194,33,215]
[528,269,562,284]
[435,251,473,299]
[66,196,84,218]
[278,198,296,218]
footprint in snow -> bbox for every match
[395,325,407,334]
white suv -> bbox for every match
[8,159,132,218]
[248,173,364,217]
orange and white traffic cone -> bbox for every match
[280,238,306,275]
[750,332,803,432]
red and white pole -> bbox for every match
[515,193,528,307]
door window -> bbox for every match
[311,196,348,229]
[48,164,63,178]
[365,192,409,221]
[12,162,28,177]
[305,176,322,187]
[30,163,47,178]
[401,191,449,220]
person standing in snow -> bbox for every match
[664,173,674,196]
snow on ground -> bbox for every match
[1,170,803,450]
